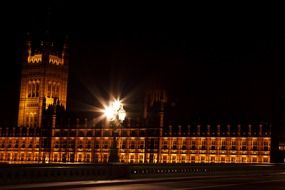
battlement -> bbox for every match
[27,54,42,64]
[49,55,64,65]
[27,54,64,65]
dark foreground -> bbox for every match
[3,171,285,190]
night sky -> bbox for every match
[1,2,285,130]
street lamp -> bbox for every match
[104,99,126,163]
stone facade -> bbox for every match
[17,34,68,128]
[0,122,271,164]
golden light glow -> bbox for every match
[49,55,64,65]
[28,54,42,64]
[103,98,126,122]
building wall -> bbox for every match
[18,39,68,128]
[0,124,271,164]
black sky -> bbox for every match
[1,2,285,126]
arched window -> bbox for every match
[27,80,40,98]
[52,82,56,97]
[32,81,35,97]
[27,112,37,128]
[35,81,40,97]
[28,81,32,97]
[47,81,52,97]
[55,83,60,97]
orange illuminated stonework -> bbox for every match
[0,123,271,164]
[0,34,271,164]
[17,34,68,128]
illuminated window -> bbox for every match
[253,141,257,151]
[27,153,31,161]
[15,141,19,148]
[221,140,226,150]
[27,80,40,98]
[103,141,109,149]
[163,155,167,163]
[87,141,92,149]
[103,154,108,163]
[231,140,236,150]
[130,155,135,163]
[32,81,35,97]
[78,141,83,149]
[130,141,135,149]
[163,141,168,149]
[78,154,82,162]
[86,154,91,162]
[211,140,215,150]
[139,141,144,149]
[139,155,144,163]
[52,82,56,97]
[264,141,269,151]
[201,140,206,150]
[182,140,186,150]
[21,153,25,161]
[191,156,195,163]
[35,81,39,97]
[47,82,52,97]
[172,141,177,149]
[28,82,32,97]
[54,141,59,148]
[122,140,127,149]
[264,157,269,163]
[191,141,196,150]
[182,156,186,163]
[54,154,58,162]
[172,155,176,163]
[95,141,100,149]
[55,83,60,97]
[242,140,247,150]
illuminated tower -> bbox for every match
[144,88,167,127]
[17,33,69,128]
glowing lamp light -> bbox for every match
[118,108,126,122]
[112,100,121,112]
[104,106,115,120]
[104,99,126,122]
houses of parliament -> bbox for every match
[0,34,271,164]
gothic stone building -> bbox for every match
[17,33,68,128]
[0,35,271,164]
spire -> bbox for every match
[24,32,32,63]
[41,3,53,51]
[62,35,69,65]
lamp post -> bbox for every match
[104,99,126,163]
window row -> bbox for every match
[27,80,40,97]
[25,113,38,128]
[47,81,60,98]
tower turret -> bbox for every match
[18,32,69,128]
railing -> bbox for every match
[0,163,284,185]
